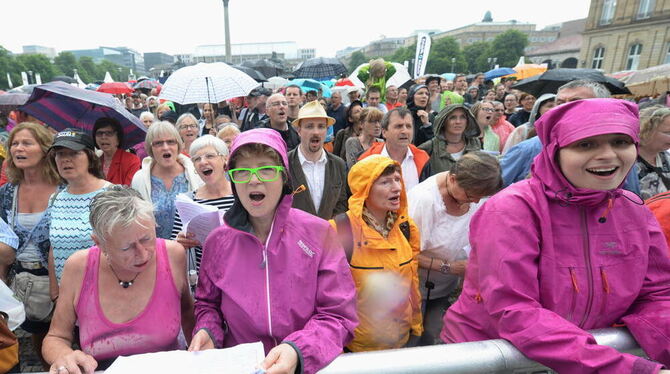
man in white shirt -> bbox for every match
[357,108,431,192]
[288,101,348,219]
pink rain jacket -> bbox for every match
[442,99,670,373]
[193,129,358,374]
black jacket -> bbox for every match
[259,118,301,151]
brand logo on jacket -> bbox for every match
[599,241,622,255]
[298,240,314,258]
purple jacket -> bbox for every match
[194,128,358,374]
[442,99,670,373]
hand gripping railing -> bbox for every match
[319,327,645,374]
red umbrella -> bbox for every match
[335,78,355,87]
[97,82,133,95]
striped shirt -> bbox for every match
[170,192,234,274]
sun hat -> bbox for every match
[292,100,336,127]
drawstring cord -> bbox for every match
[598,198,614,223]
[570,268,580,293]
[600,267,611,294]
[292,184,306,195]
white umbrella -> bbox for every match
[266,76,289,91]
[159,62,260,104]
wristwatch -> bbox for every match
[439,261,451,275]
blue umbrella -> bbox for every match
[441,73,456,81]
[288,79,332,98]
[18,81,147,147]
[484,67,516,81]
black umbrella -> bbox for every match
[512,68,631,97]
[231,65,267,82]
[241,59,285,79]
[293,57,347,80]
[51,75,77,84]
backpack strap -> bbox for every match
[334,213,354,264]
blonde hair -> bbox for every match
[6,122,60,185]
[145,121,184,158]
[359,107,384,124]
[640,106,670,146]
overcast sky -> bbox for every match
[2,0,591,57]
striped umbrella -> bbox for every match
[293,57,347,80]
[18,81,146,147]
[159,62,260,104]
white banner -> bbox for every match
[35,73,42,85]
[21,72,28,86]
[413,33,432,78]
[6,72,12,88]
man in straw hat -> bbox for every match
[288,101,348,220]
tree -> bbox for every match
[487,30,528,68]
[0,46,23,89]
[463,41,492,73]
[425,37,466,75]
[387,44,415,66]
[15,54,58,83]
[78,56,99,82]
[348,51,368,74]
[53,52,79,77]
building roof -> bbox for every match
[526,34,582,56]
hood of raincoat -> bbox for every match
[434,103,480,139]
[527,93,556,129]
[406,84,428,111]
[224,128,293,231]
[532,98,639,207]
[347,154,408,219]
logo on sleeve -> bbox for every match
[297,240,314,258]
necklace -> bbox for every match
[107,262,140,289]
[446,139,464,145]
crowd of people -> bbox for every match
[1,64,670,374]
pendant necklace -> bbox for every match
[108,262,140,289]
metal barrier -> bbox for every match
[319,327,645,374]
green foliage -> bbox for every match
[348,51,368,74]
[387,44,415,65]
[463,41,492,73]
[488,30,528,68]
[425,37,466,75]
[0,46,130,89]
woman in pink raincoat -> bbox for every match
[188,128,358,374]
[442,98,670,373]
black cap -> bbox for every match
[50,128,95,151]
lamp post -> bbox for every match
[222,0,232,63]
[451,57,456,73]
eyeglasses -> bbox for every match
[227,165,284,183]
[95,130,116,137]
[269,101,288,107]
[192,152,222,164]
[493,109,504,112]
[482,108,494,113]
[151,139,178,147]
[179,124,198,130]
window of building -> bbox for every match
[637,0,655,19]
[664,43,670,64]
[626,43,642,70]
[600,0,617,25]
[592,47,605,69]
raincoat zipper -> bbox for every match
[263,220,279,347]
[578,208,594,328]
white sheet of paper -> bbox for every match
[104,341,266,374]
[186,210,223,245]
[175,194,219,228]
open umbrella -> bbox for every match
[8,85,38,95]
[133,79,161,90]
[625,64,670,96]
[241,59,285,78]
[97,82,133,95]
[289,78,332,98]
[159,62,260,104]
[293,57,347,80]
[51,76,77,84]
[231,65,267,82]
[484,67,516,81]
[503,64,548,80]
[18,81,146,147]
[0,93,30,112]
[512,68,630,97]
[265,76,289,91]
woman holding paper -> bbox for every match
[189,128,358,374]
[171,135,234,288]
[43,186,194,373]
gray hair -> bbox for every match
[139,111,155,123]
[557,79,611,98]
[89,186,155,244]
[266,93,286,109]
[176,113,199,129]
[216,123,241,135]
[190,134,229,157]
[145,121,184,158]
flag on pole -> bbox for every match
[21,72,29,86]
[35,73,42,85]
[413,33,432,78]
[6,73,12,88]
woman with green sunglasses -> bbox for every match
[189,128,358,374]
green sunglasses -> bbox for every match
[227,165,284,184]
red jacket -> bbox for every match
[103,149,141,186]
[358,142,430,179]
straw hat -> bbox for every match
[292,101,336,127]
